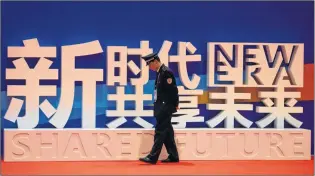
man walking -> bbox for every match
[139,52,179,164]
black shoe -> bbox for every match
[161,157,179,163]
[139,157,157,164]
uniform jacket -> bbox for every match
[154,64,179,117]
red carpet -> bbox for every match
[1,158,314,175]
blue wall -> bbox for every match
[1,1,314,157]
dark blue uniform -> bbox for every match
[148,64,179,162]
[140,52,179,164]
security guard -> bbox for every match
[139,52,179,164]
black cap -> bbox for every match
[141,52,159,66]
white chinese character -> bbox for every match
[256,86,303,128]
[168,42,204,128]
[170,42,201,89]
[107,46,128,86]
[172,86,204,128]
[107,41,152,86]
[49,40,104,129]
[106,86,153,128]
[207,86,253,128]
[106,41,155,128]
[4,38,58,129]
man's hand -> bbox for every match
[176,106,180,110]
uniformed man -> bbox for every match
[139,52,179,164]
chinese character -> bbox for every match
[4,38,57,129]
[206,86,253,128]
[168,42,204,128]
[106,86,153,128]
[171,86,204,128]
[256,86,303,128]
[170,42,201,89]
[49,40,104,128]
[107,41,152,86]
[106,41,154,128]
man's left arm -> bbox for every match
[164,71,179,108]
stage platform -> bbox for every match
[4,129,311,161]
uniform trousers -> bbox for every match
[147,101,179,162]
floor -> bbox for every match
[1,158,314,175]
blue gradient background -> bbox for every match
[1,1,314,157]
